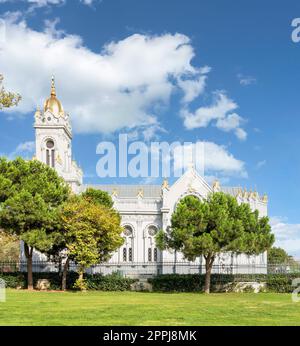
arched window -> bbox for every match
[45,139,55,168]
[121,225,134,262]
[146,225,159,262]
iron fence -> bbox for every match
[0,261,299,277]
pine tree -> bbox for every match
[0,157,69,289]
[156,193,274,293]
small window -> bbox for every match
[123,226,133,236]
[45,140,55,168]
[128,248,133,262]
[123,248,127,262]
[121,225,134,263]
[154,248,158,262]
[46,140,54,149]
[148,226,157,237]
[46,149,51,166]
[148,248,152,262]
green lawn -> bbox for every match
[0,290,299,326]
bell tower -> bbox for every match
[34,77,83,193]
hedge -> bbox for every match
[1,272,299,292]
[0,272,25,289]
[86,272,136,291]
[148,273,300,293]
[0,271,135,291]
[266,274,300,293]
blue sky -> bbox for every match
[0,0,300,256]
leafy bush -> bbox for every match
[148,273,300,293]
[0,271,135,291]
[32,272,78,290]
[86,272,136,291]
[149,274,203,292]
[266,274,299,293]
[148,274,259,292]
[0,272,78,290]
[73,278,88,291]
[1,271,299,293]
[0,273,25,288]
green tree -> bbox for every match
[0,230,19,262]
[268,246,296,264]
[59,196,124,290]
[156,193,274,293]
[0,157,69,289]
[81,187,113,208]
[0,75,21,110]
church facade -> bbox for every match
[29,79,269,276]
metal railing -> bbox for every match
[0,261,299,277]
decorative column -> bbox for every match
[160,179,173,273]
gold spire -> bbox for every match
[44,76,64,117]
[51,76,56,97]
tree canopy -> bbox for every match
[81,187,113,208]
[0,230,19,262]
[268,247,295,264]
[0,157,70,289]
[59,195,124,290]
[156,193,274,293]
[0,75,21,110]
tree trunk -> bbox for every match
[61,257,70,291]
[78,267,86,291]
[79,268,84,283]
[24,243,34,290]
[173,250,177,274]
[204,254,215,294]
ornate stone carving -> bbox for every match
[212,180,220,192]
[111,188,118,197]
[161,179,169,190]
[137,188,144,198]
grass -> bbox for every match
[0,290,299,326]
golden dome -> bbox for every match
[44,77,64,117]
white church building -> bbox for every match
[27,78,269,276]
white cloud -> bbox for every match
[255,160,266,170]
[0,0,65,8]
[173,141,247,178]
[271,217,300,258]
[27,0,65,6]
[15,141,35,153]
[237,73,256,86]
[235,128,247,141]
[0,0,93,6]
[0,15,208,135]
[177,66,211,103]
[203,142,246,176]
[1,141,35,160]
[80,0,97,5]
[181,92,247,140]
